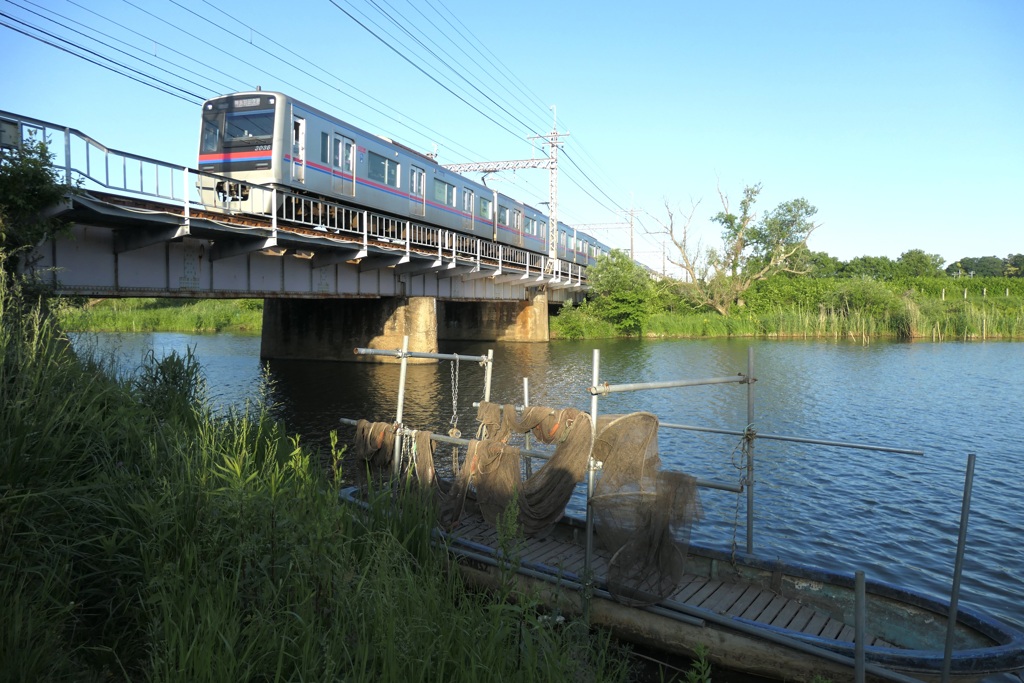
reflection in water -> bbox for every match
[266,358,455,445]
[69,332,1024,641]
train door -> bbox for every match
[462,189,474,233]
[333,134,354,196]
[410,166,425,216]
[291,115,306,184]
[513,209,523,247]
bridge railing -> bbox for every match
[0,110,199,206]
[1,109,587,286]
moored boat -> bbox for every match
[339,485,1024,682]
[338,344,1024,682]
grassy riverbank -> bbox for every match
[2,279,634,681]
[54,275,1024,343]
[553,276,1024,341]
[56,297,264,334]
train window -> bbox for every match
[368,151,399,188]
[478,196,492,220]
[497,205,509,226]
[320,133,330,164]
[434,179,456,206]
[333,136,354,173]
[411,167,425,197]
[410,167,425,215]
[513,209,522,232]
[538,221,547,239]
[201,121,220,153]
[462,190,474,214]
[524,216,534,236]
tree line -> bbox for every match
[798,250,1024,280]
[555,184,1023,340]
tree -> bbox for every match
[840,255,898,280]
[1005,254,1024,278]
[584,249,657,335]
[0,136,69,280]
[784,246,842,278]
[661,184,820,315]
[896,249,946,277]
[946,256,1004,278]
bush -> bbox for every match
[551,300,618,340]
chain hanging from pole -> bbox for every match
[448,356,461,438]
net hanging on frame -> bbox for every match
[354,403,702,607]
[590,412,702,607]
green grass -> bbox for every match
[554,291,1024,342]
[55,297,264,334]
[52,282,1023,343]
[1,264,634,682]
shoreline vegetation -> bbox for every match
[56,297,265,335]
[1,266,643,682]
[553,272,1024,342]
[55,274,1024,342]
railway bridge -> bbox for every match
[3,110,590,362]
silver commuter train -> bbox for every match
[198,91,610,267]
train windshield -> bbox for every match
[200,106,275,153]
[225,110,274,143]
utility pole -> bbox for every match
[627,206,635,260]
[442,110,568,262]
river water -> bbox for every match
[70,333,1024,643]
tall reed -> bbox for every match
[0,263,632,682]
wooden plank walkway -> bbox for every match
[448,513,894,648]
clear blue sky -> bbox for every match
[3,0,1021,272]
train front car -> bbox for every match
[198,92,285,214]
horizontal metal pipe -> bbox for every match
[589,375,748,395]
[353,347,489,363]
[472,401,525,410]
[659,422,924,456]
[338,418,740,492]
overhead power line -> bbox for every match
[0,12,204,103]
[357,0,538,136]
[328,0,527,144]
[9,0,220,96]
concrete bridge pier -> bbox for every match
[261,288,550,363]
[438,288,550,343]
[261,296,438,363]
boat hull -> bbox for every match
[340,487,1024,682]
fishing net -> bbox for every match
[591,412,702,606]
[465,404,701,607]
[357,405,701,607]
[352,419,396,468]
[436,404,594,535]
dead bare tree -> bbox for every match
[656,184,820,316]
